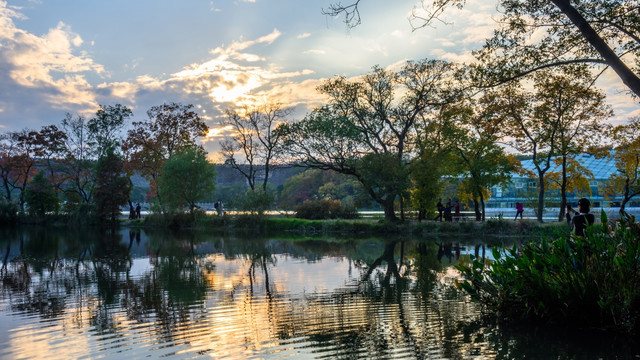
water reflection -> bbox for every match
[0,228,637,359]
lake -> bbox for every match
[0,227,637,359]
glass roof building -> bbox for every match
[486,153,634,210]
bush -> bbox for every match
[295,199,358,220]
[457,211,640,333]
[0,198,18,225]
[240,188,275,216]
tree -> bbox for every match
[0,129,42,211]
[94,146,132,224]
[32,125,67,195]
[157,147,216,214]
[533,69,611,221]
[60,113,96,204]
[495,80,557,222]
[221,101,290,192]
[24,170,59,217]
[88,104,132,159]
[603,118,640,215]
[408,107,456,221]
[326,0,640,97]
[280,59,459,221]
[123,102,208,200]
[278,169,367,210]
[445,99,515,221]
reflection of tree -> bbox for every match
[5,230,606,358]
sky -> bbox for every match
[1,0,638,160]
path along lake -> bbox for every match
[0,227,638,359]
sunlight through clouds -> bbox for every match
[168,29,318,110]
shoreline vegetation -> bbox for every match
[5,209,570,240]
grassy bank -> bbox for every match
[133,211,569,239]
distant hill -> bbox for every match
[131,164,305,189]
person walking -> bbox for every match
[514,202,524,220]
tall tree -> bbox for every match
[533,68,611,221]
[326,0,640,97]
[602,118,640,215]
[408,108,455,221]
[496,80,558,222]
[446,98,515,221]
[280,60,458,221]
[32,125,67,195]
[88,104,132,158]
[94,146,132,224]
[60,113,95,204]
[157,146,216,214]
[220,101,290,191]
[123,102,208,200]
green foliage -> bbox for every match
[240,188,275,216]
[457,211,640,333]
[278,169,369,210]
[157,147,216,213]
[143,208,208,229]
[294,199,359,220]
[94,146,132,223]
[24,171,59,217]
[0,197,18,225]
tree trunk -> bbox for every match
[558,155,568,222]
[537,179,545,223]
[620,196,629,217]
[550,0,640,97]
[383,197,397,221]
[473,198,481,221]
[480,192,486,222]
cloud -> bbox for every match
[209,1,222,12]
[303,49,325,55]
[297,33,311,39]
[0,2,106,126]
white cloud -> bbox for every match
[209,1,221,12]
[297,33,311,39]
[0,3,103,114]
[303,49,325,55]
[390,30,403,38]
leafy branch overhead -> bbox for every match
[326,0,640,97]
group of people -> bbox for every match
[433,197,595,237]
[129,203,142,219]
[434,199,461,222]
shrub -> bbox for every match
[457,211,640,333]
[0,198,18,225]
[240,188,275,216]
[294,199,358,220]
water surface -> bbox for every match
[0,227,636,359]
